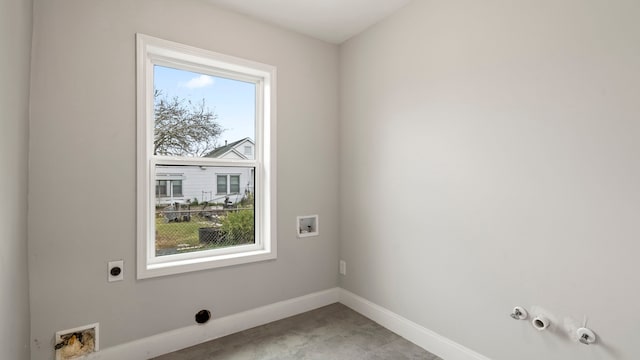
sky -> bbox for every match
[154,65,256,146]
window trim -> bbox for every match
[136,34,277,279]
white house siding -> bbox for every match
[155,139,256,205]
[233,139,254,159]
[156,165,253,205]
[219,151,243,160]
[240,143,254,158]
[210,138,255,160]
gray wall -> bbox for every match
[0,0,33,360]
[340,1,640,360]
[28,0,339,359]
[0,0,32,359]
[27,0,640,359]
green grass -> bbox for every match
[155,216,209,249]
[155,209,255,254]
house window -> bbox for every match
[171,180,183,197]
[136,34,277,279]
[244,145,252,156]
[156,180,167,197]
[230,175,240,193]
[217,174,241,194]
[155,178,183,199]
[217,175,227,194]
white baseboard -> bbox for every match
[87,287,340,360]
[339,289,492,360]
[86,287,490,360]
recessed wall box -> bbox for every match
[297,215,319,238]
[55,323,99,360]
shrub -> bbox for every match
[220,209,254,244]
[239,192,255,207]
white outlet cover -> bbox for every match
[108,260,124,282]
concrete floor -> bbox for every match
[152,303,442,360]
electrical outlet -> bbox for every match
[339,260,346,275]
[108,260,124,282]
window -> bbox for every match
[217,175,227,194]
[217,174,241,194]
[171,180,183,197]
[156,180,167,197]
[156,180,182,198]
[230,175,240,194]
[137,34,276,279]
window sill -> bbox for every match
[138,248,276,279]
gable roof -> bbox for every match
[205,137,254,159]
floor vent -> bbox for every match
[55,323,99,359]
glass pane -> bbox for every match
[156,180,167,197]
[172,180,183,197]
[153,65,256,158]
[230,175,240,193]
[217,175,227,194]
[154,165,255,257]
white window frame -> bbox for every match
[136,34,277,279]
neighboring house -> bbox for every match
[205,137,255,160]
[155,138,255,205]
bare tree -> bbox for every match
[154,90,224,157]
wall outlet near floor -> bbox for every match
[339,260,346,275]
[108,260,124,282]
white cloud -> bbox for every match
[182,75,214,89]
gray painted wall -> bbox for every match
[0,0,33,358]
[26,0,640,359]
[28,0,339,359]
[0,0,32,359]
[340,1,640,359]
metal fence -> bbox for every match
[155,204,255,256]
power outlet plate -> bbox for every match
[339,260,346,275]
[108,260,124,282]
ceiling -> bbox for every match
[207,0,412,44]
